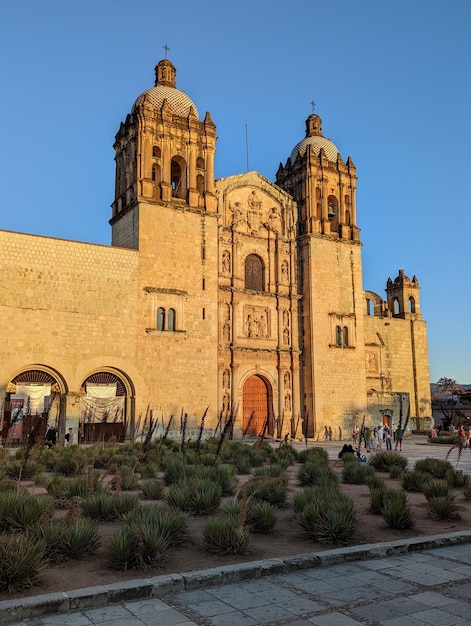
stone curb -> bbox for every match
[2,530,471,625]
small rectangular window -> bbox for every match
[202,278,205,290]
[202,308,206,320]
[201,246,206,260]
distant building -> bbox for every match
[0,58,431,443]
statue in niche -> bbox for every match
[247,191,263,233]
[223,323,230,341]
[284,372,290,388]
[223,303,230,322]
[245,314,258,338]
[222,251,230,273]
[222,370,230,388]
[267,206,280,232]
[281,261,289,283]
[283,327,290,345]
[258,314,268,338]
[283,310,290,327]
[248,190,262,211]
[222,394,230,414]
[285,393,291,412]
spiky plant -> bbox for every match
[446,468,469,488]
[367,451,408,473]
[423,480,454,501]
[427,495,459,521]
[105,524,169,571]
[312,502,358,545]
[0,490,53,532]
[382,490,414,530]
[0,534,45,592]
[297,460,339,487]
[202,516,251,555]
[342,462,375,485]
[246,500,277,534]
[60,518,101,559]
[165,482,194,512]
[401,470,432,493]
[141,479,165,500]
[369,487,388,515]
[414,458,453,479]
[189,478,222,515]
[122,505,190,547]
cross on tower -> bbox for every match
[310,100,316,113]
[163,43,170,58]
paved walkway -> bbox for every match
[7,539,471,625]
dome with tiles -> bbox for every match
[133,59,199,119]
[289,113,340,164]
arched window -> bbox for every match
[168,308,176,331]
[327,195,338,219]
[245,254,264,291]
[345,209,351,225]
[393,298,400,315]
[366,299,372,315]
[343,326,349,347]
[170,156,187,199]
[197,174,204,194]
[152,146,161,158]
[336,326,342,346]
[151,164,161,183]
[408,296,416,313]
[157,307,165,331]
[196,156,205,170]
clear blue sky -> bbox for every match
[1,1,470,383]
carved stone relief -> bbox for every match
[222,251,230,273]
[244,306,270,339]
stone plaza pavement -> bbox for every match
[3,436,471,626]
[5,537,471,626]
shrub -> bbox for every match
[60,519,101,559]
[5,459,41,480]
[105,524,169,571]
[244,478,288,507]
[0,491,53,532]
[0,535,45,592]
[382,491,414,530]
[401,470,431,493]
[313,502,358,544]
[427,496,459,521]
[28,522,66,564]
[246,500,277,534]
[389,464,404,479]
[81,492,139,521]
[253,463,286,478]
[464,482,471,502]
[297,447,329,464]
[141,479,165,500]
[367,451,408,473]
[120,466,139,490]
[232,455,252,474]
[414,458,453,479]
[189,478,222,515]
[123,506,190,547]
[423,480,453,502]
[369,486,388,515]
[163,457,191,485]
[200,464,237,496]
[446,468,469,489]
[297,460,338,487]
[203,516,251,555]
[342,462,375,485]
[166,482,194,512]
[296,491,357,544]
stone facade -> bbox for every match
[0,59,431,444]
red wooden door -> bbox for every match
[243,375,269,436]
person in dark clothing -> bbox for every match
[45,424,57,448]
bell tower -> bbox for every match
[110,58,217,249]
[386,270,422,319]
[276,112,367,438]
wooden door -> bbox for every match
[243,375,269,436]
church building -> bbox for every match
[0,58,431,444]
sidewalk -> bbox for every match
[3,531,471,625]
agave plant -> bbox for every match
[202,516,251,555]
[0,534,46,592]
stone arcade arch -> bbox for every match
[2,367,67,445]
[78,370,134,443]
[242,374,273,436]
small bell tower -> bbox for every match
[386,270,422,319]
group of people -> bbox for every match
[351,423,405,453]
[430,423,471,447]
[45,424,74,448]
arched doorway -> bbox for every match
[78,371,130,443]
[2,368,64,445]
[242,375,273,436]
